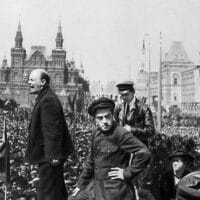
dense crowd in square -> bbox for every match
[0,108,199,199]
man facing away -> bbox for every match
[25,69,74,200]
[70,97,151,200]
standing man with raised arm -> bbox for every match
[25,69,74,200]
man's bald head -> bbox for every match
[28,69,50,94]
[30,69,50,85]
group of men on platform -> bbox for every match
[25,69,200,200]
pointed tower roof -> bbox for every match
[164,41,191,63]
[56,20,64,49]
[15,20,23,48]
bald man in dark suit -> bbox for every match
[25,69,74,200]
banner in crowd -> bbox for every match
[0,119,10,185]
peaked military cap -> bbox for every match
[88,97,115,117]
[168,150,194,162]
[116,81,134,91]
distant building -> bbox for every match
[135,69,148,100]
[136,41,200,113]
[161,41,194,109]
[0,21,89,111]
[181,66,200,114]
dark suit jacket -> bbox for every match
[114,98,155,145]
[25,86,74,164]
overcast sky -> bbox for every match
[0,0,200,83]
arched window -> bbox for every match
[55,74,61,84]
[1,74,5,81]
[174,94,177,102]
[173,74,179,86]
[174,77,178,85]
[14,72,18,81]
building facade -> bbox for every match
[0,22,89,111]
[181,66,200,114]
[135,41,198,112]
[161,41,194,109]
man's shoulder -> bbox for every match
[41,89,59,102]
[114,125,127,133]
[135,98,151,111]
[113,125,131,139]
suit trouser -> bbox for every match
[38,161,68,200]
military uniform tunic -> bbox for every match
[78,124,151,200]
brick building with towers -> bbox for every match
[0,21,89,111]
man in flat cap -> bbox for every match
[114,81,155,146]
[70,97,151,200]
[159,150,194,200]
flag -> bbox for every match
[0,119,10,185]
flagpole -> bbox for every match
[143,33,151,105]
[148,35,151,106]
[4,184,7,200]
[157,32,162,132]
[3,117,7,200]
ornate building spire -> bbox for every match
[56,20,64,49]
[15,20,23,48]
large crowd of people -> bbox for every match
[0,107,199,199]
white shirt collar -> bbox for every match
[129,96,136,108]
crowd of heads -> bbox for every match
[0,103,199,199]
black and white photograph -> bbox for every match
[0,0,200,199]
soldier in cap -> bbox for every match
[114,81,155,146]
[159,150,194,200]
[70,97,151,200]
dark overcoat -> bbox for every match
[159,169,190,200]
[25,86,74,164]
[77,124,151,200]
[114,98,155,145]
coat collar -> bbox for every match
[128,96,136,110]
[124,96,139,111]
[34,86,50,108]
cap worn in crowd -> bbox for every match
[116,81,134,92]
[88,97,115,117]
[168,150,194,162]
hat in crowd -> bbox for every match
[88,97,115,117]
[116,81,134,92]
[168,150,194,162]
[31,170,38,175]
[176,171,200,200]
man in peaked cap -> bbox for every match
[114,81,155,146]
[159,150,194,200]
[115,81,155,195]
[70,97,151,200]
